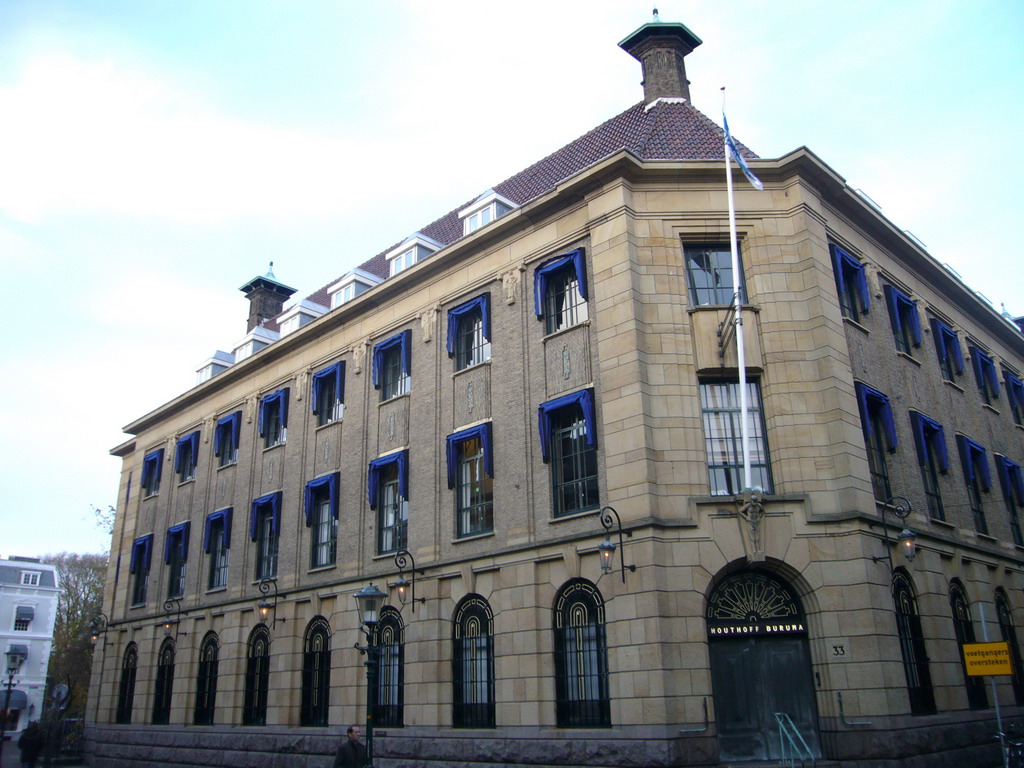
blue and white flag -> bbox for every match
[723,114,764,191]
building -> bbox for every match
[1,556,60,737]
[87,16,1024,768]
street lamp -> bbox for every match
[871,496,918,573]
[353,583,387,768]
[1,646,26,763]
[598,506,635,583]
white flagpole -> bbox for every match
[722,88,752,493]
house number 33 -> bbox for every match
[832,645,846,656]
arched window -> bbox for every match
[553,579,610,727]
[242,625,271,726]
[115,643,138,724]
[892,569,935,715]
[301,617,332,727]
[152,638,175,724]
[996,589,1024,705]
[452,595,495,728]
[194,632,219,725]
[949,580,987,709]
[375,607,404,728]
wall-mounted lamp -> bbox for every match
[394,549,425,612]
[162,598,188,642]
[89,612,109,645]
[257,578,286,625]
[872,496,917,572]
[599,506,636,583]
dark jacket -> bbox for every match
[333,736,367,768]
[18,725,46,762]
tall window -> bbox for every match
[152,638,176,724]
[884,284,921,355]
[194,632,219,725]
[369,452,409,554]
[930,319,964,383]
[305,474,339,569]
[129,535,153,606]
[204,509,232,590]
[165,522,190,599]
[969,346,1000,406]
[910,412,948,520]
[376,608,404,728]
[699,380,774,496]
[259,388,289,448]
[141,449,163,497]
[175,431,199,483]
[312,361,345,426]
[373,331,411,401]
[829,243,869,322]
[13,607,32,632]
[447,424,494,537]
[684,243,743,306]
[539,389,599,517]
[535,249,588,334]
[995,590,1024,706]
[997,456,1024,547]
[1005,370,1024,426]
[554,579,611,728]
[115,644,138,724]
[214,412,241,467]
[251,493,280,581]
[855,383,897,502]
[300,617,331,727]
[242,626,271,726]
[948,581,987,710]
[892,569,936,715]
[452,595,495,728]
[448,295,492,370]
[957,436,991,535]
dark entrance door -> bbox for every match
[706,571,821,762]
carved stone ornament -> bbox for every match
[246,395,258,424]
[295,371,308,401]
[467,382,475,413]
[353,341,367,374]
[501,267,522,305]
[388,412,396,441]
[203,416,215,443]
[420,307,438,343]
[562,345,571,379]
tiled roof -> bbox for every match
[303,99,756,309]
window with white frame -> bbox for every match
[311,362,345,426]
[699,380,774,496]
[447,295,491,371]
[204,509,232,590]
[259,389,289,448]
[13,606,33,631]
[20,571,40,586]
[368,452,409,554]
[305,474,339,569]
[534,249,589,335]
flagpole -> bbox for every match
[722,88,752,493]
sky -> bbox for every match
[1,0,1021,558]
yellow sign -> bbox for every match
[963,642,1013,677]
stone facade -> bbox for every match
[88,23,1024,768]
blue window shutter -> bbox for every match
[970,348,1000,396]
[164,522,191,564]
[446,295,491,357]
[311,362,345,414]
[909,412,948,472]
[259,389,288,435]
[830,244,870,312]
[931,319,964,374]
[129,535,153,573]
[1006,371,1024,411]
[537,388,597,462]
[533,248,587,318]
[372,332,411,389]
[997,456,1024,502]
[142,449,164,488]
[854,382,898,451]
[204,508,233,552]
[175,431,199,473]
[250,492,282,540]
[305,473,340,525]
[445,423,494,488]
[957,436,991,491]
[214,412,241,457]
[367,450,408,509]
[884,285,921,345]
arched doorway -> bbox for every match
[706,569,820,762]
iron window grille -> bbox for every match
[375,608,405,728]
[368,452,409,555]
[242,626,271,726]
[892,569,936,716]
[538,389,599,517]
[910,412,948,521]
[534,249,588,335]
[948,581,987,710]
[452,595,496,728]
[830,244,870,322]
[305,474,339,568]
[684,243,744,307]
[553,579,611,728]
[969,346,1000,406]
[447,424,494,537]
[698,380,774,496]
[152,638,176,725]
[193,632,219,725]
[165,522,190,599]
[115,644,138,724]
[855,383,898,502]
[448,295,492,370]
[251,492,281,581]
[931,319,964,382]
[883,284,922,355]
[300,618,332,727]
[204,509,232,590]
[957,435,991,535]
[214,411,241,467]
[312,361,345,426]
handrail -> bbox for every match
[678,697,710,734]
[837,691,872,727]
[775,711,816,768]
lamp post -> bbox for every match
[353,583,387,768]
[1,647,26,763]
[871,496,917,573]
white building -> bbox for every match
[0,556,59,736]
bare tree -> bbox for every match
[91,504,116,536]
[42,552,108,715]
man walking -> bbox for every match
[333,724,367,768]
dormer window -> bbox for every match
[232,326,280,363]
[328,269,382,308]
[278,300,327,337]
[196,351,234,384]
[385,234,442,278]
[459,190,516,236]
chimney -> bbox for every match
[619,12,702,104]
[239,262,297,331]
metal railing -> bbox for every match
[775,711,815,768]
